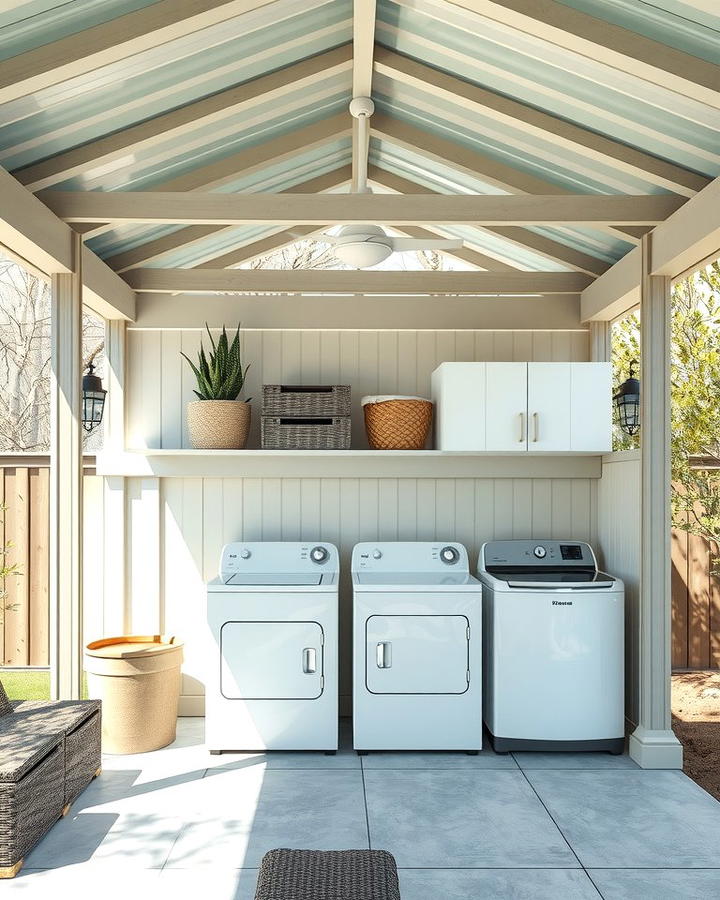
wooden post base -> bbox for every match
[0,859,23,879]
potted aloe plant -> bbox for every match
[182,324,251,449]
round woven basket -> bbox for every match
[362,396,433,450]
[187,400,251,449]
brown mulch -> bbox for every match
[672,671,720,800]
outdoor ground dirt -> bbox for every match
[672,671,720,801]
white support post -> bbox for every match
[49,232,84,700]
[103,319,128,636]
[629,235,683,768]
[589,320,611,362]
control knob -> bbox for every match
[372,549,383,560]
[440,546,460,564]
[240,549,251,559]
[533,545,547,559]
[310,546,329,564]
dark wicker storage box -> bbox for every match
[262,417,351,450]
[262,385,351,418]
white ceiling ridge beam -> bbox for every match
[0,166,134,319]
[39,191,685,225]
[75,113,351,240]
[0,0,293,106]
[581,176,720,322]
[373,47,709,197]
[447,0,720,112]
[103,166,351,272]
[369,167,612,277]
[15,44,353,192]
[370,114,647,246]
[352,0,377,190]
[123,269,593,294]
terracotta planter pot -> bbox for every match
[187,400,251,449]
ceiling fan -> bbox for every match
[317,97,463,269]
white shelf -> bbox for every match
[96,449,605,479]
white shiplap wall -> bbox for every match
[596,451,641,728]
[127,328,590,450]
[121,327,595,712]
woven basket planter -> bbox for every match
[362,396,433,450]
[187,400,251,449]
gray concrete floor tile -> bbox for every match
[527,770,720,868]
[399,868,601,899]
[364,770,578,868]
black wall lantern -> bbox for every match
[82,361,107,433]
[614,359,640,436]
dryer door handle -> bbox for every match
[376,641,392,668]
[302,647,317,674]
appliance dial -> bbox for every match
[372,549,383,560]
[310,546,329,564]
[533,545,547,559]
[440,546,460,564]
[240,549,251,560]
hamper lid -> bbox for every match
[85,634,183,659]
[361,395,431,406]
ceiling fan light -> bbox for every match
[334,241,393,268]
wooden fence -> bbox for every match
[672,520,720,669]
[1,460,49,666]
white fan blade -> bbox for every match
[387,238,464,251]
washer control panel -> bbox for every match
[352,541,469,573]
[219,542,339,577]
[481,540,597,571]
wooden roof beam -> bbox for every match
[123,269,593,294]
[16,44,353,192]
[352,0,377,190]
[40,191,684,226]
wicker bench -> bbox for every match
[0,680,101,879]
[254,849,401,899]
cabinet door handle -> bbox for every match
[532,412,539,443]
[376,642,392,668]
[518,412,525,443]
[302,648,317,674]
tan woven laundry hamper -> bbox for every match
[362,395,433,450]
[85,635,184,754]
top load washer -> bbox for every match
[206,542,338,752]
[477,540,624,754]
[352,542,483,752]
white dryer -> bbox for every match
[206,542,338,752]
[352,542,483,752]
[477,540,625,754]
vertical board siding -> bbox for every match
[596,452,641,727]
[127,328,590,450]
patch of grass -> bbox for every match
[0,668,51,700]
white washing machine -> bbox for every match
[206,542,339,752]
[352,542,483,752]
[477,540,625,754]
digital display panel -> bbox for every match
[560,544,583,560]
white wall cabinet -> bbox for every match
[432,362,612,452]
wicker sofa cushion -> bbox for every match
[254,849,401,900]
[0,700,100,782]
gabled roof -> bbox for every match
[0,0,717,284]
